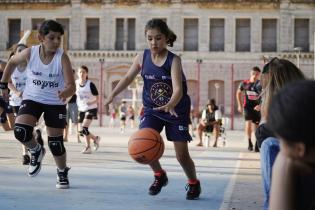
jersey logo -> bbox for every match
[33,79,59,89]
[150,82,172,107]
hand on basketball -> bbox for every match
[153,103,178,117]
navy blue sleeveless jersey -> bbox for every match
[141,49,191,124]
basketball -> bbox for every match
[128,128,164,164]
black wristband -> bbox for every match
[0,82,8,90]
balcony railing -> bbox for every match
[0,0,70,3]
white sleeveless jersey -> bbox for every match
[23,45,65,105]
[76,80,97,112]
[9,67,27,106]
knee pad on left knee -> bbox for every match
[48,136,65,156]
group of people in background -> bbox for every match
[0,17,314,207]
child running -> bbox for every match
[0,20,75,189]
[8,44,45,165]
[105,19,201,200]
[76,65,100,154]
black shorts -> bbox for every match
[244,109,261,125]
[78,108,98,123]
[12,106,20,115]
[18,100,67,128]
[205,124,214,133]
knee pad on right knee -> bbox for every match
[14,123,34,143]
[80,127,90,136]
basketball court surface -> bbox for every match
[0,126,262,210]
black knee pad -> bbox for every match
[14,123,34,143]
[48,136,65,156]
[82,127,90,136]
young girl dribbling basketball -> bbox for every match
[105,19,201,200]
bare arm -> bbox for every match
[154,55,182,117]
[58,53,76,101]
[236,88,243,113]
[105,54,142,105]
[1,48,30,100]
[269,152,296,210]
[1,48,30,83]
[8,82,22,98]
[88,95,99,106]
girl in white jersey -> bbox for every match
[8,44,30,165]
[76,65,100,154]
[0,20,75,189]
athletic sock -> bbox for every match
[188,179,199,185]
[154,170,165,177]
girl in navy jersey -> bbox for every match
[76,65,100,154]
[0,20,75,189]
[105,19,201,200]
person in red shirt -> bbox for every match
[236,66,262,151]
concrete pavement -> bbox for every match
[0,125,263,210]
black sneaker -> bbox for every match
[248,141,253,151]
[22,154,30,165]
[254,141,260,152]
[56,167,70,189]
[28,145,46,177]
[186,180,201,200]
[35,129,44,147]
[149,172,168,195]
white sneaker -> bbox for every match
[81,146,92,154]
[29,145,46,177]
[93,136,101,151]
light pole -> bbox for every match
[99,58,105,127]
[214,82,220,104]
[196,59,202,112]
[294,47,302,68]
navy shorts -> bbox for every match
[139,114,192,142]
[18,100,67,129]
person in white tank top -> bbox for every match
[0,20,75,189]
[76,65,100,154]
[8,44,31,165]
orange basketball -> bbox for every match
[128,128,164,164]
